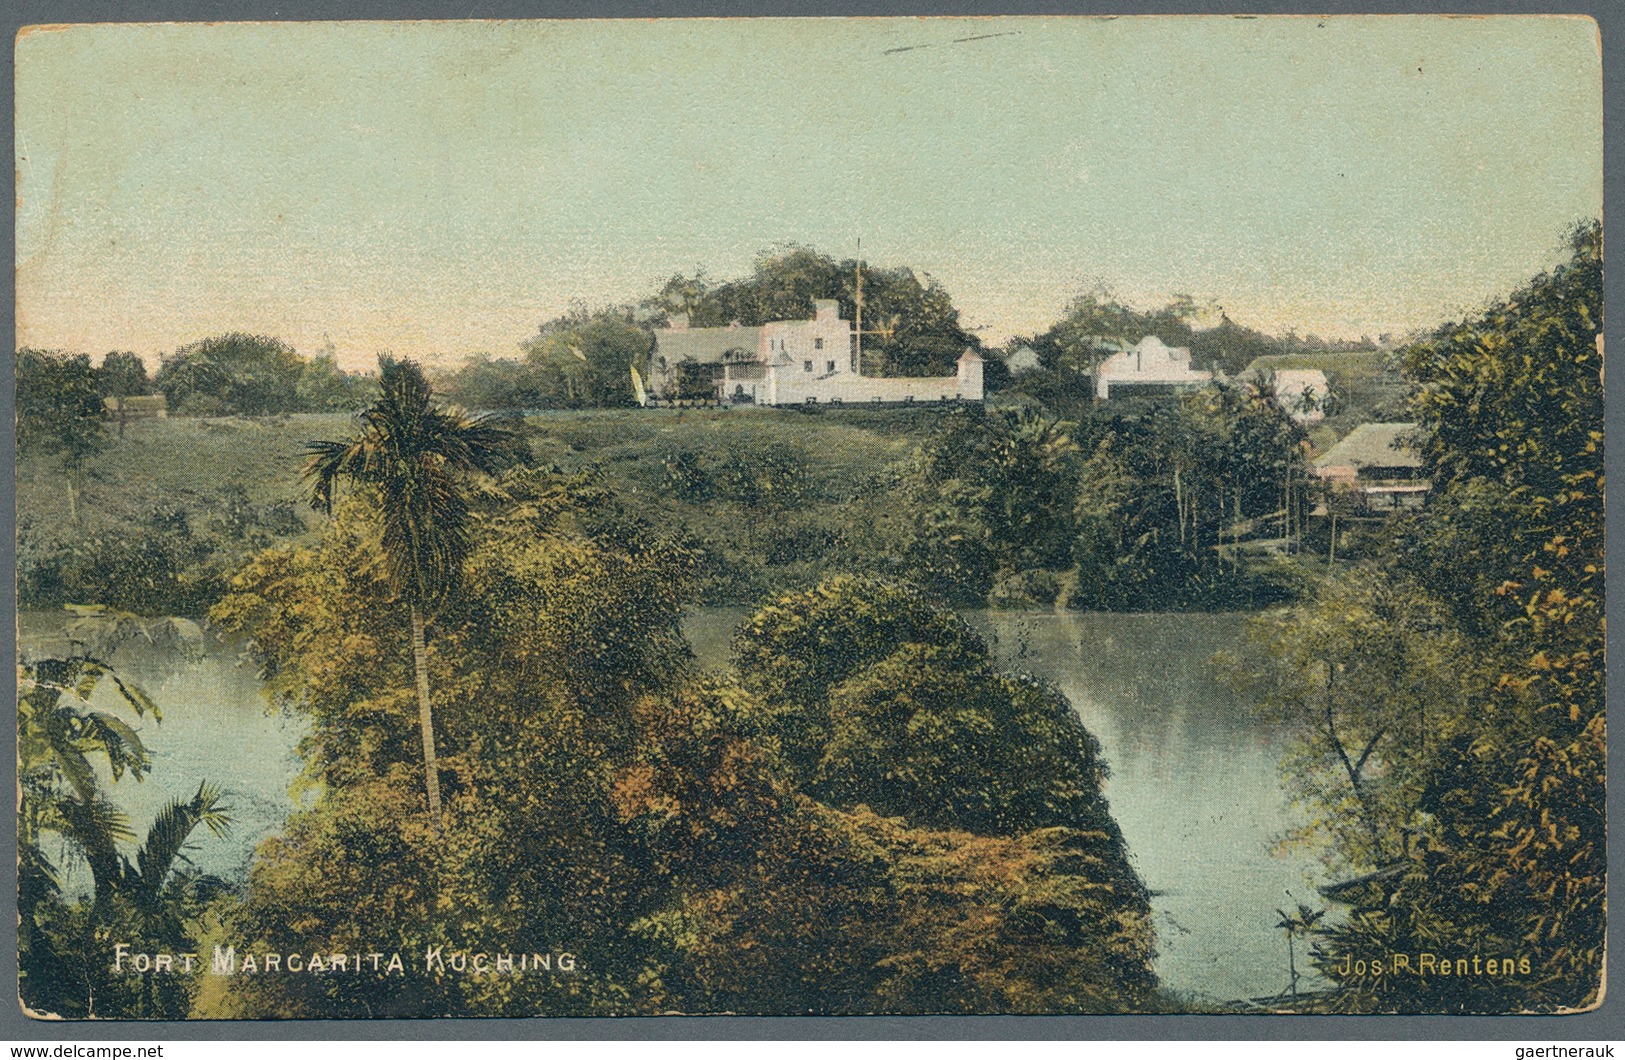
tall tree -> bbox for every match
[304,357,520,822]
[94,351,152,398]
[16,349,109,523]
[519,307,649,408]
[97,351,156,437]
[157,332,304,415]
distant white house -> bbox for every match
[1268,368,1331,424]
[1094,336,1212,400]
[649,300,983,406]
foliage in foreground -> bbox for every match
[1242,222,1604,1013]
[19,645,231,1019]
[202,472,1155,1017]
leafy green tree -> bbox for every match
[1395,219,1603,636]
[816,643,1118,836]
[519,306,650,408]
[1235,569,1481,872]
[1186,313,1281,375]
[906,407,1081,605]
[94,351,152,398]
[303,357,520,822]
[733,576,987,775]
[19,655,155,905]
[97,351,158,437]
[437,353,553,410]
[734,575,1137,841]
[652,245,980,377]
[713,446,808,545]
[295,351,375,412]
[16,349,109,523]
[1031,289,1200,378]
[1068,385,1304,610]
[904,482,998,607]
[157,332,306,416]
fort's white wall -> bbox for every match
[768,373,972,405]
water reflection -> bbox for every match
[973,612,1326,1005]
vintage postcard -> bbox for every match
[14,16,1604,1019]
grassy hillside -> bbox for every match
[17,408,944,614]
[19,413,350,529]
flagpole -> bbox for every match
[855,237,864,375]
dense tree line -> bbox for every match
[17,337,376,422]
[902,386,1307,611]
[436,305,650,411]
[157,333,374,415]
[1238,221,1603,1013]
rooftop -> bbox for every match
[1314,422,1424,472]
[655,325,761,365]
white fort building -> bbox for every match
[648,299,983,407]
[1094,335,1212,400]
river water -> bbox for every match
[18,614,309,890]
[970,611,1324,1006]
[21,607,1321,1006]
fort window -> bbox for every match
[814,338,824,350]
[804,360,813,373]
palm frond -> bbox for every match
[133,782,233,900]
[19,842,61,905]
[79,711,151,781]
[45,712,101,802]
[58,794,132,896]
[107,674,159,722]
[303,438,368,513]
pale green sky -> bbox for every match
[16,16,1602,370]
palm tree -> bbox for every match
[304,356,519,823]
[19,654,155,904]
[1275,903,1326,999]
[19,653,231,1018]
